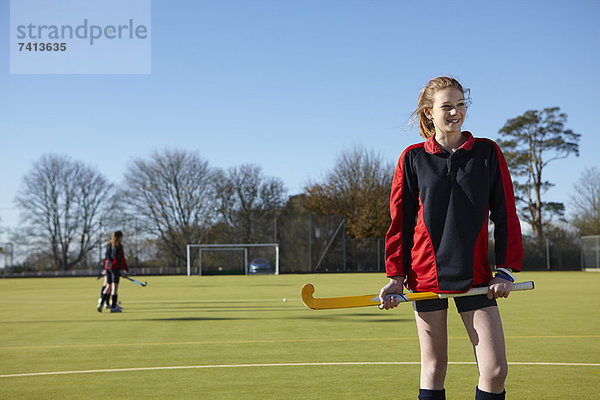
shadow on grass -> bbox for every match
[0,316,247,323]
[142,317,244,321]
[134,304,295,310]
[0,312,411,323]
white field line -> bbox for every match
[3,335,599,350]
[1,361,599,379]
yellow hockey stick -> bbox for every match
[301,281,534,310]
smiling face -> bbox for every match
[425,87,466,136]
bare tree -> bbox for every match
[570,166,600,235]
[303,146,394,239]
[497,107,580,239]
[15,154,113,270]
[121,149,217,264]
[214,164,286,243]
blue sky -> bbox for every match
[1,0,599,239]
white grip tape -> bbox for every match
[437,281,534,299]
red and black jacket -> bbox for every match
[385,132,522,293]
[104,244,128,272]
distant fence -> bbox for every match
[519,236,581,271]
[0,267,188,278]
[2,216,594,277]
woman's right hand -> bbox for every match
[378,276,405,310]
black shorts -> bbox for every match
[412,292,497,313]
[105,269,120,285]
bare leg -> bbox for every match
[102,283,112,295]
[461,306,508,394]
[414,309,448,390]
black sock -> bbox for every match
[100,285,106,297]
[100,293,110,306]
[419,388,446,400]
[476,387,505,400]
[112,294,118,308]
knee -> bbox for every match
[421,355,448,380]
[482,361,508,384]
[497,362,508,382]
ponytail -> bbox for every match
[109,231,123,247]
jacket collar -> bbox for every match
[424,131,475,154]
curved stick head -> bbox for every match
[301,283,316,309]
[300,283,382,310]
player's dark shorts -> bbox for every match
[105,269,121,285]
[412,288,497,313]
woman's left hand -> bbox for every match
[487,276,513,299]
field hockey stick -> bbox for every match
[301,281,534,310]
[123,275,147,287]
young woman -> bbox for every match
[97,231,129,313]
[379,77,523,400]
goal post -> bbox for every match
[186,243,280,276]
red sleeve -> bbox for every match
[490,143,523,271]
[121,247,129,271]
[385,145,420,278]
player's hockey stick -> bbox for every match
[301,281,534,310]
[123,276,147,287]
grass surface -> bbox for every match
[0,272,599,399]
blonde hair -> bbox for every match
[109,231,123,247]
[411,76,471,139]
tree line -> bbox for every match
[7,107,600,270]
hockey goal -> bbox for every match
[186,243,280,276]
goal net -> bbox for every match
[186,243,280,276]
[581,235,600,271]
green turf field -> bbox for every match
[0,272,598,399]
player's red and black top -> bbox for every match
[104,244,128,271]
[385,131,522,293]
